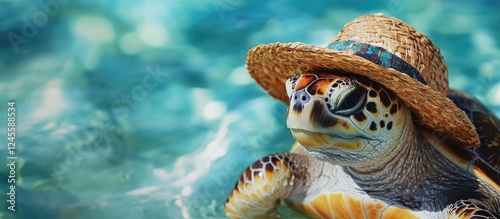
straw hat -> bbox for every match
[246,14,480,147]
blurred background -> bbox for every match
[0,0,499,218]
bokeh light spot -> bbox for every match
[73,16,115,44]
[33,79,68,121]
[138,22,169,47]
[228,66,252,85]
[119,32,144,55]
[203,101,226,120]
[181,187,192,197]
[488,84,500,106]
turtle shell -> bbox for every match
[446,90,500,187]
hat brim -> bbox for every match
[246,42,480,147]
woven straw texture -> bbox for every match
[246,14,480,147]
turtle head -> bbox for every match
[286,72,411,166]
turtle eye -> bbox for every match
[335,87,367,116]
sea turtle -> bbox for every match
[225,14,500,218]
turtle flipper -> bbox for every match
[225,152,309,219]
[446,200,500,219]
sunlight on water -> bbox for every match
[32,79,67,120]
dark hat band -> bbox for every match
[327,40,428,85]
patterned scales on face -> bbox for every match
[286,73,404,158]
[289,73,400,129]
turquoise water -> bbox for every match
[0,0,499,218]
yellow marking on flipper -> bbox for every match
[274,159,288,174]
[303,193,421,219]
[330,193,355,219]
[303,202,325,218]
[382,206,420,219]
[305,193,370,219]
[225,156,294,218]
[364,201,386,218]
[326,193,335,218]
[458,209,474,218]
[262,183,270,193]
[305,193,335,218]
[452,209,475,219]
[346,194,365,219]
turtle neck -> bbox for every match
[342,114,491,211]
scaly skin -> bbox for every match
[225,73,500,218]
[224,152,307,218]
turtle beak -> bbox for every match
[287,91,338,147]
